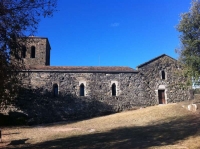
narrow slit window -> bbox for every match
[53,84,58,97]
[80,83,85,96]
[112,83,116,96]
[21,46,26,58]
[161,70,165,80]
[31,46,35,58]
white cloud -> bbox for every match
[110,23,120,27]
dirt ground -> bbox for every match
[0,103,200,149]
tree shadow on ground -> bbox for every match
[8,139,29,146]
[6,114,200,149]
[0,112,28,126]
[2,133,20,136]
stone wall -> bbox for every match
[137,55,190,104]
[1,55,191,125]
[23,38,50,66]
[11,37,51,66]
[1,71,147,124]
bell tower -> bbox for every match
[17,36,51,66]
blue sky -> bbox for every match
[36,0,191,69]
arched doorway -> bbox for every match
[158,90,165,104]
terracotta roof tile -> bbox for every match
[25,65,137,73]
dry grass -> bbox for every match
[0,103,200,149]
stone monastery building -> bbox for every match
[11,37,190,123]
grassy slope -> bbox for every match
[1,103,200,149]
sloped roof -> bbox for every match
[25,65,138,73]
[137,54,177,68]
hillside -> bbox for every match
[1,103,200,149]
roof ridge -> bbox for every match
[25,65,137,72]
[137,54,177,68]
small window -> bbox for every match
[80,83,85,96]
[53,84,58,97]
[112,83,116,96]
[161,70,165,80]
[31,46,35,58]
[21,46,26,58]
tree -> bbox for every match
[0,0,57,102]
[177,0,200,85]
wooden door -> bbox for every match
[158,90,165,104]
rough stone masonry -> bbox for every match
[0,37,191,124]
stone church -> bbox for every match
[8,36,190,124]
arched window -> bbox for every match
[80,83,85,96]
[21,46,26,58]
[31,46,35,58]
[161,70,165,80]
[112,83,116,96]
[53,84,58,97]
